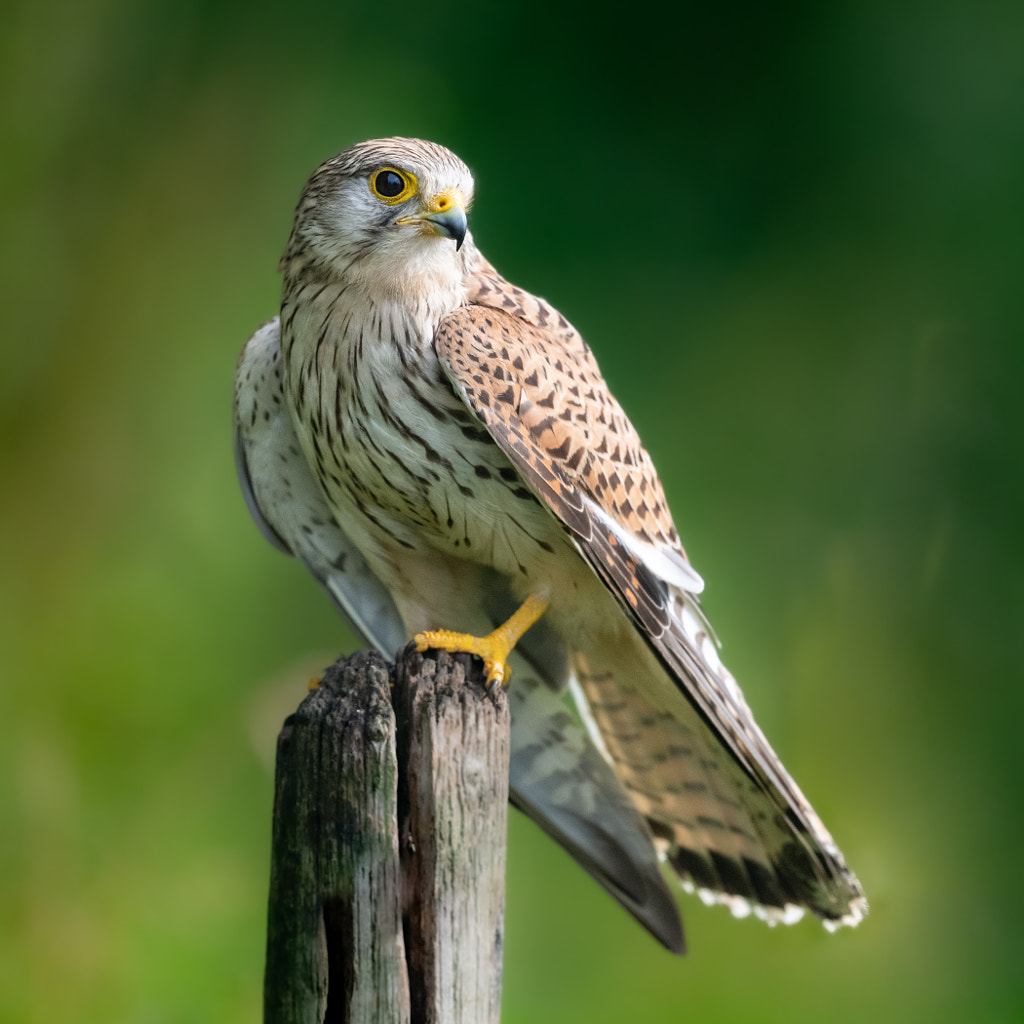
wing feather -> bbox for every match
[234,319,407,655]
[436,277,866,928]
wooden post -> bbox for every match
[264,648,510,1024]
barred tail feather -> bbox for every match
[572,650,866,929]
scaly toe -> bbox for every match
[484,657,508,689]
[413,594,548,692]
[414,628,511,688]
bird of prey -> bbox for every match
[234,137,866,953]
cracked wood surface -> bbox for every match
[264,648,509,1024]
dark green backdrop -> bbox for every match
[2,0,1022,1020]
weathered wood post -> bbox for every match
[264,648,510,1024]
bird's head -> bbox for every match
[281,137,475,302]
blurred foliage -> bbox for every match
[2,0,1023,1020]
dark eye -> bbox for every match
[369,166,416,204]
[375,170,405,197]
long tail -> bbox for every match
[572,652,866,928]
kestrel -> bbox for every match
[234,137,866,953]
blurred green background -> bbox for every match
[2,0,1022,1020]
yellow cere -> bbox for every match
[425,187,466,214]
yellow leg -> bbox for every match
[414,592,550,688]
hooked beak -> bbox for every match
[398,188,468,250]
[423,204,468,250]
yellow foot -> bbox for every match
[414,592,550,689]
[307,674,323,691]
